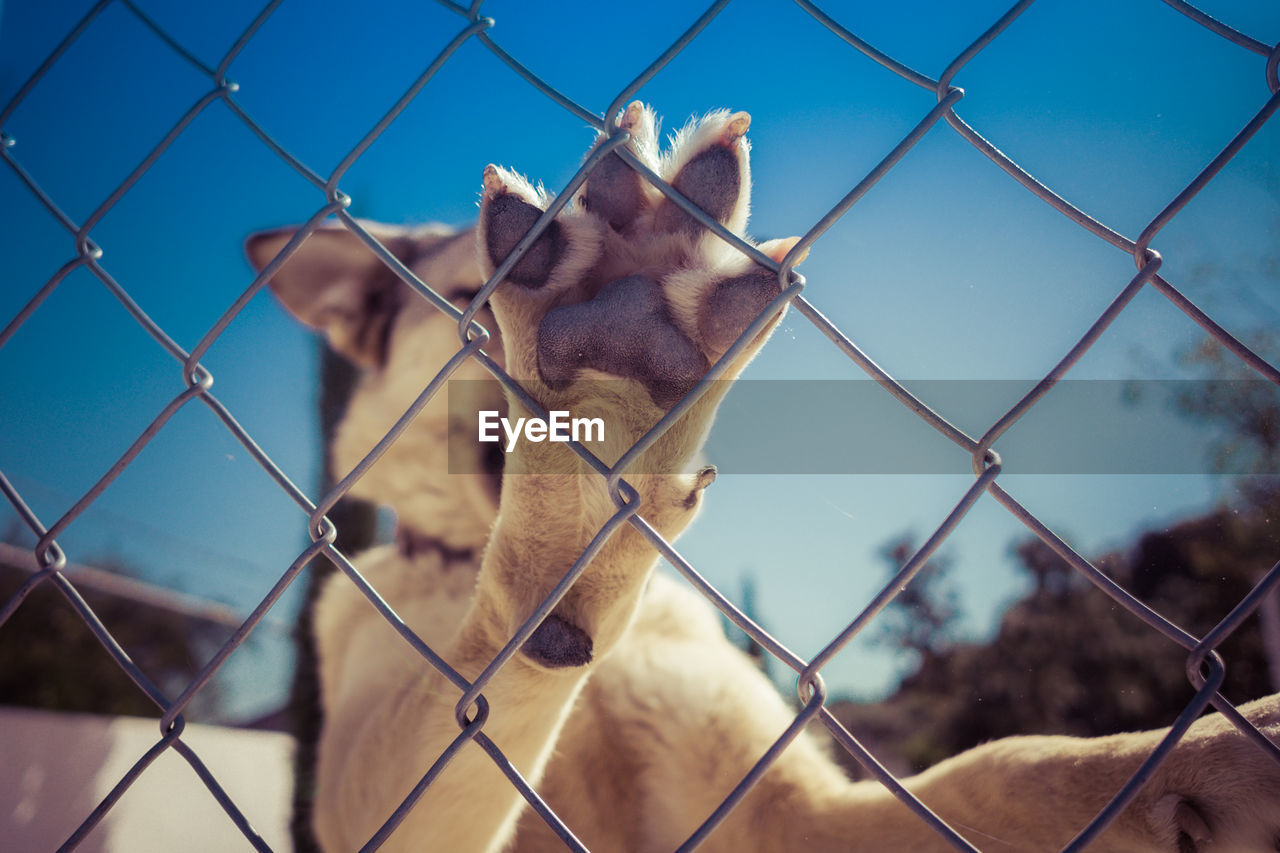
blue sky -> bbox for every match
[1,0,1278,721]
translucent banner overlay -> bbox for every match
[446,379,1280,475]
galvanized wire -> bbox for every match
[2,0,1279,850]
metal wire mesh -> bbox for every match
[2,0,1279,850]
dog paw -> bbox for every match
[1141,695,1280,852]
[477,104,803,445]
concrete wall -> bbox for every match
[1,707,293,852]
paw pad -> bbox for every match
[537,275,709,408]
[483,189,564,290]
[521,613,593,668]
[581,103,656,232]
[698,268,782,353]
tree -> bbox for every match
[0,547,227,719]
[827,498,1280,778]
[871,536,960,668]
[1169,332,1280,687]
[824,316,1280,779]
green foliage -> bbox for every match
[830,490,1280,778]
[0,558,227,719]
[871,538,960,668]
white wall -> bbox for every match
[0,707,293,852]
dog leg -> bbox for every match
[303,105,802,852]
[473,105,805,668]
[530,587,1280,853]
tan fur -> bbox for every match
[248,107,1280,853]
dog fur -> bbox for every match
[248,105,1280,852]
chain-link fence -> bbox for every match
[3,0,1280,850]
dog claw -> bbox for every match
[619,100,646,131]
[722,111,751,145]
[683,465,718,508]
[482,164,505,195]
[695,465,717,490]
[760,235,806,266]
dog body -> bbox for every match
[250,105,1280,852]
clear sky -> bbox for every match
[1,0,1278,721]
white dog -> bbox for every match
[248,104,1280,852]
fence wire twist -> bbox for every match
[3,0,1280,851]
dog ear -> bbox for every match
[246,221,455,368]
